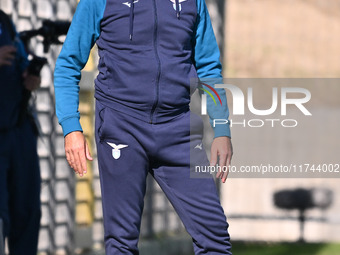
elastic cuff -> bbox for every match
[213,123,231,138]
[60,117,83,137]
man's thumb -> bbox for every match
[85,141,93,161]
[210,146,217,166]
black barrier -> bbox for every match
[274,188,333,242]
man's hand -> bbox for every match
[23,70,41,91]
[0,45,16,67]
[65,131,93,177]
[210,136,233,183]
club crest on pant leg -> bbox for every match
[107,142,129,160]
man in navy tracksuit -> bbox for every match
[54,0,233,254]
[0,10,41,255]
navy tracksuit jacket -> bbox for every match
[54,0,232,254]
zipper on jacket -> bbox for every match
[150,0,161,124]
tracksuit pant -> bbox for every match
[95,101,232,254]
[0,118,41,255]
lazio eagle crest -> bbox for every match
[107,142,129,160]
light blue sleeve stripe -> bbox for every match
[54,0,106,137]
[194,0,230,138]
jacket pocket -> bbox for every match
[97,106,106,142]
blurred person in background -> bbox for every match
[54,0,233,254]
[0,9,41,255]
